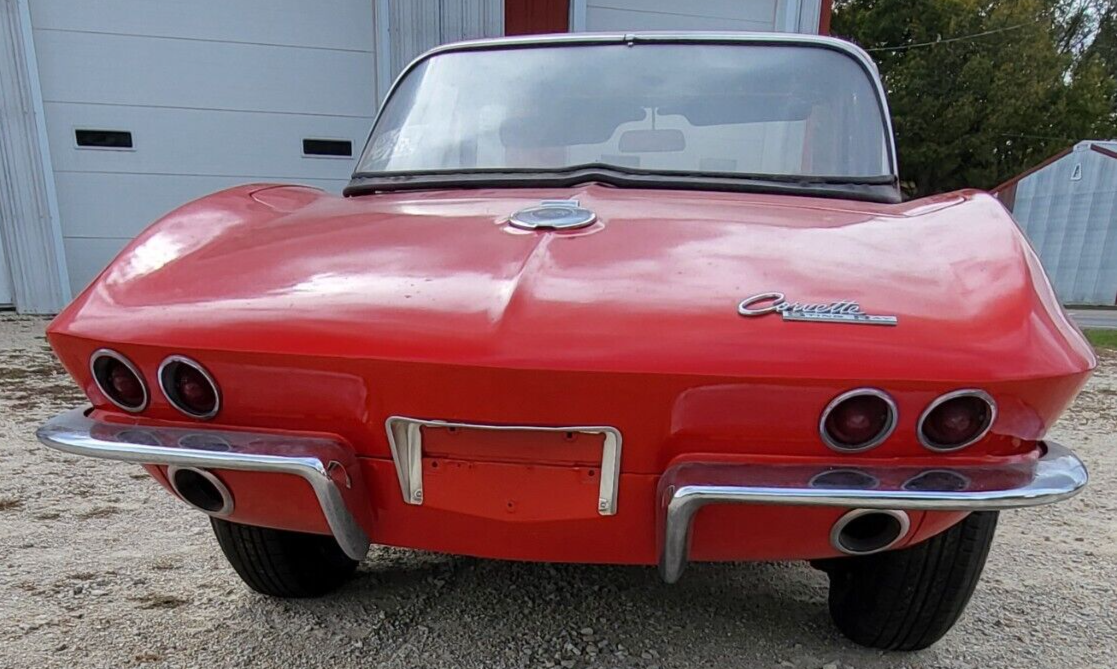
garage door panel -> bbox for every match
[63,236,133,295]
[60,173,347,293]
[44,103,369,180]
[55,172,346,239]
[56,173,254,239]
[31,0,374,52]
[588,0,777,23]
[34,30,376,116]
[585,6,776,31]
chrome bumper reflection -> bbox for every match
[658,442,1088,583]
[36,408,371,560]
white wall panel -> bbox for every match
[54,173,345,240]
[1012,142,1117,305]
[585,0,779,32]
[58,173,345,291]
[31,0,379,297]
[387,0,502,84]
[0,245,12,306]
[0,0,70,313]
[389,0,443,76]
[34,30,377,117]
[441,0,504,41]
[30,0,374,52]
[44,102,370,179]
[590,0,777,23]
[62,236,132,291]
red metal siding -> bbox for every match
[505,0,569,35]
[819,1,833,34]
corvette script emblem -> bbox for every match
[738,292,898,326]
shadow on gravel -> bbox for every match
[241,549,861,667]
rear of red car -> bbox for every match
[41,181,1092,563]
[36,34,1094,651]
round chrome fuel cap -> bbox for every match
[509,200,596,231]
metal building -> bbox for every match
[0,0,831,314]
[995,141,1117,306]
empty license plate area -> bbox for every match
[420,425,605,521]
[420,424,605,467]
[385,417,623,516]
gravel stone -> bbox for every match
[1,313,1113,668]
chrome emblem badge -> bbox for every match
[738,292,898,326]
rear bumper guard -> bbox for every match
[37,410,1087,580]
[658,442,1088,583]
[36,408,371,560]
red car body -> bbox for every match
[45,181,1092,563]
[37,33,1093,649]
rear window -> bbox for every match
[357,43,890,180]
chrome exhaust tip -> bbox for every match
[830,509,910,556]
[167,466,234,516]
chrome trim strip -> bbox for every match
[658,441,1087,583]
[167,465,234,517]
[357,32,898,180]
[917,389,997,452]
[36,408,370,560]
[89,349,149,413]
[829,508,910,555]
[385,416,623,515]
[818,387,898,453]
[158,355,222,420]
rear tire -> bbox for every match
[211,518,358,597]
[820,511,998,650]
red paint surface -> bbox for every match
[505,0,569,35]
[46,183,1094,562]
[818,0,833,34]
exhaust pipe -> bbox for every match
[167,466,234,516]
[830,509,910,556]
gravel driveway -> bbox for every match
[1,312,1114,669]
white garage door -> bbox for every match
[582,0,821,33]
[30,0,380,295]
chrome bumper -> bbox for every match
[658,442,1088,583]
[36,408,371,560]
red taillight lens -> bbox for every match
[175,366,216,414]
[160,357,219,419]
[920,393,994,450]
[108,362,145,406]
[821,391,896,452]
[90,351,147,412]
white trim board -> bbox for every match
[0,0,71,313]
[0,245,13,306]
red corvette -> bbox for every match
[38,34,1092,650]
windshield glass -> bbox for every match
[355,42,891,181]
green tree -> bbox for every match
[1086,2,1117,111]
[833,0,1117,197]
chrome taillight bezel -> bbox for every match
[917,389,997,452]
[158,355,221,420]
[819,387,898,453]
[89,348,148,413]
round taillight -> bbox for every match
[90,350,147,412]
[918,390,995,451]
[159,356,220,419]
[820,389,897,452]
